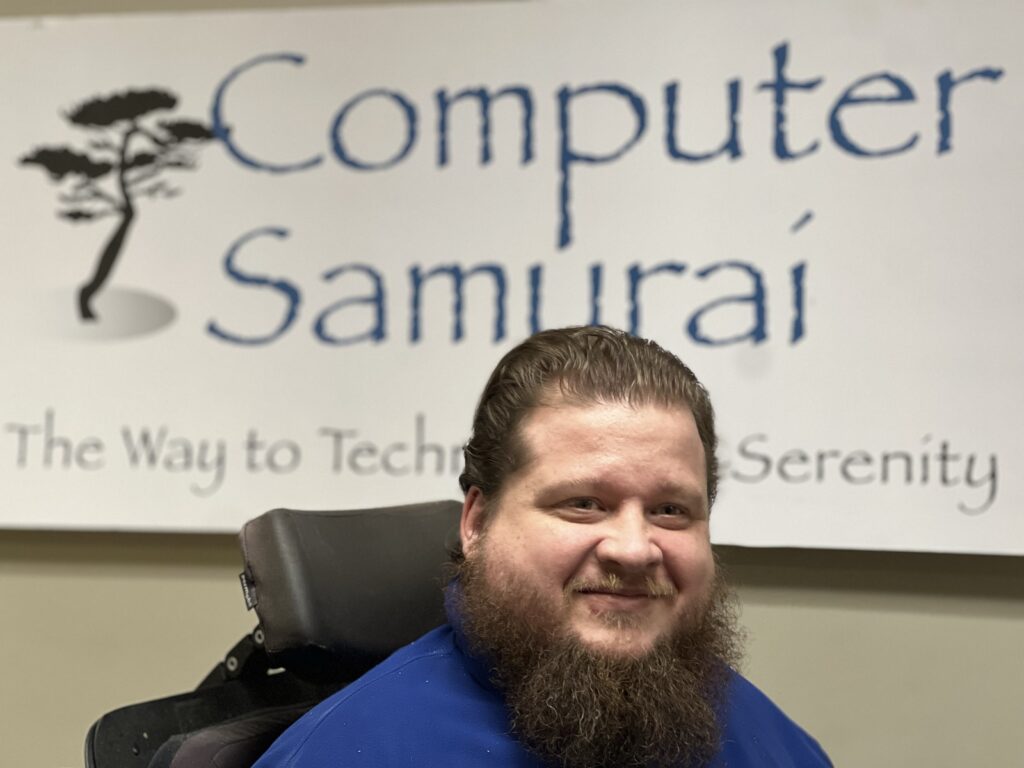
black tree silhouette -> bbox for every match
[20,88,213,321]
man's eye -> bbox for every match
[566,498,600,511]
[653,504,687,518]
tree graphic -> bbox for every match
[20,88,214,321]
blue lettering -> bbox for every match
[557,83,647,249]
[790,261,806,343]
[331,89,417,171]
[757,42,823,160]
[664,80,742,161]
[526,262,603,333]
[687,261,767,346]
[208,227,301,345]
[829,73,919,157]
[627,261,686,336]
[528,264,542,334]
[314,263,387,345]
[937,67,1005,154]
[436,86,535,166]
[588,263,603,327]
[409,263,507,342]
[210,53,323,173]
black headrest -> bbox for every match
[238,500,462,681]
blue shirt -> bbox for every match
[254,623,832,767]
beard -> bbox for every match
[454,552,743,768]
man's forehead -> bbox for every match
[520,396,697,433]
[515,398,704,471]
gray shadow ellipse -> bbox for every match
[47,287,177,341]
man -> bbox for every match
[255,326,832,767]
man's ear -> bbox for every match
[460,486,488,558]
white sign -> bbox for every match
[0,0,1020,554]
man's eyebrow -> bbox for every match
[536,477,706,502]
[541,477,595,492]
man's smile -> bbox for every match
[578,591,657,612]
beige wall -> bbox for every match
[2,1,1022,766]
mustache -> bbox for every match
[565,573,678,598]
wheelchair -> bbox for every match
[84,500,462,768]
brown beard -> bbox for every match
[455,553,743,768]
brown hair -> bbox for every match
[460,326,718,509]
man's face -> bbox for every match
[460,399,715,657]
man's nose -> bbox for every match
[593,505,663,571]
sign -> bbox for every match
[0,0,1020,553]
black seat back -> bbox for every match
[85,500,462,768]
